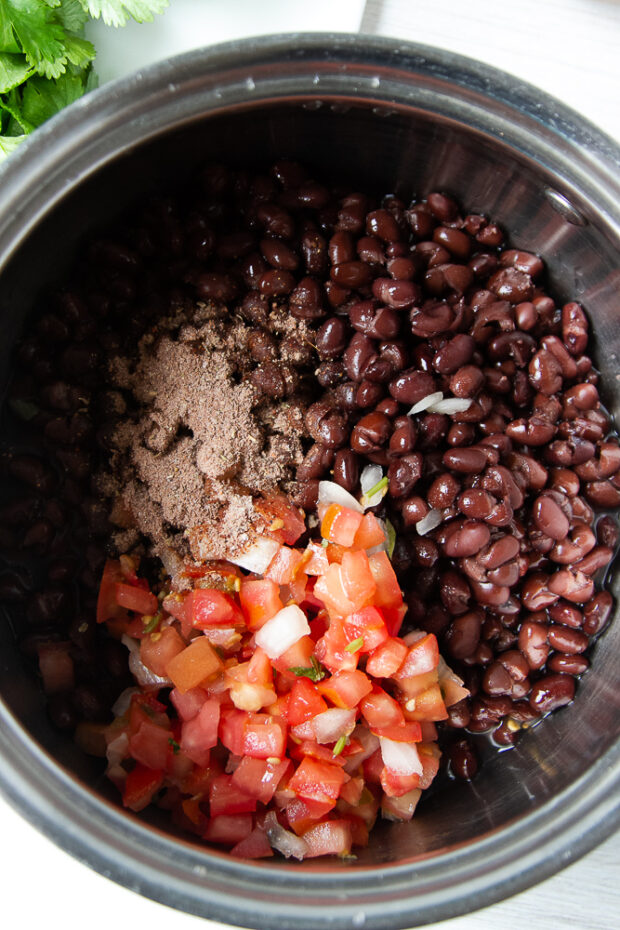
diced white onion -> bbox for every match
[312,708,356,744]
[343,725,380,774]
[230,536,280,574]
[122,634,172,688]
[359,464,387,510]
[264,811,309,860]
[427,397,473,415]
[318,479,364,514]
[380,736,423,777]
[407,391,444,416]
[111,686,140,717]
[254,604,310,659]
[106,731,129,767]
[415,508,443,536]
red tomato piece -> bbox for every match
[365,636,409,678]
[396,634,440,678]
[170,686,208,722]
[318,669,373,709]
[368,551,402,609]
[302,819,353,858]
[122,764,164,812]
[97,559,128,624]
[265,546,304,584]
[180,698,221,766]
[219,708,247,756]
[352,512,386,550]
[343,605,389,653]
[418,744,441,790]
[230,826,274,859]
[115,582,158,617]
[129,718,173,771]
[188,589,240,628]
[231,757,291,804]
[314,617,359,674]
[380,767,421,798]
[360,686,405,729]
[271,634,315,680]
[381,787,422,821]
[243,715,287,759]
[239,578,283,631]
[313,563,356,619]
[303,541,330,576]
[203,813,254,845]
[321,504,364,547]
[339,549,377,610]
[371,721,422,742]
[288,756,347,804]
[338,775,364,806]
[398,669,439,699]
[209,773,257,817]
[381,604,408,637]
[256,493,306,545]
[286,798,335,835]
[362,748,384,785]
[404,684,448,721]
[289,740,348,768]
[287,678,328,726]
[165,637,223,693]
[140,626,185,678]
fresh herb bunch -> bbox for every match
[0,0,168,159]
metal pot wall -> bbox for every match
[0,34,618,930]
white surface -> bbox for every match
[2,1,619,929]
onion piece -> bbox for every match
[415,508,443,536]
[112,686,140,717]
[359,464,387,509]
[318,479,364,514]
[230,536,280,574]
[379,736,423,777]
[407,391,444,416]
[106,731,129,767]
[312,708,356,744]
[343,725,380,774]
[427,397,473,415]
[264,811,309,860]
[254,604,310,659]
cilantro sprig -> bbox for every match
[0,0,168,159]
[288,656,327,683]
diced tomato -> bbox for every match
[219,708,247,756]
[380,767,421,798]
[342,814,370,848]
[371,721,422,742]
[97,559,128,624]
[271,634,315,680]
[243,714,287,759]
[140,626,185,678]
[265,546,304,585]
[440,675,470,708]
[246,647,273,687]
[288,756,347,804]
[353,512,386,550]
[129,717,173,770]
[339,549,377,611]
[404,683,448,721]
[180,698,221,766]
[368,551,402,609]
[420,721,438,741]
[122,764,164,812]
[365,636,408,678]
[313,563,356,619]
[230,826,274,859]
[381,604,408,637]
[203,813,254,844]
[115,582,158,617]
[362,748,384,785]
[398,668,439,699]
[339,775,364,806]
[289,740,348,768]
[188,589,241,629]
[302,819,353,858]
[303,541,330,576]
[314,617,359,675]
[182,761,220,798]
[318,669,372,709]
[286,798,335,835]
[344,605,389,653]
[165,637,223,693]
[256,493,306,545]
[381,787,422,821]
[360,686,405,729]
[287,677,328,726]
[209,773,257,816]
[321,504,364,547]
[171,686,208,722]
[231,757,291,804]
[239,579,283,631]
[418,743,441,790]
[396,634,440,678]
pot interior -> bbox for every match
[0,96,619,870]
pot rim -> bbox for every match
[0,32,618,930]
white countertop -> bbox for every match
[1,2,618,929]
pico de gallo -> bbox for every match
[79,481,468,860]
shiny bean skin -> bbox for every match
[442,447,488,474]
[333,449,360,493]
[350,412,391,454]
[582,591,613,636]
[443,521,490,558]
[449,739,478,779]
[529,674,575,714]
[547,624,589,654]
[428,473,460,509]
[316,317,349,359]
[444,610,482,659]
[548,653,589,675]
[433,334,475,375]
[388,369,437,405]
[387,453,423,498]
[532,493,570,540]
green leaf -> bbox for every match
[0,89,34,131]
[0,0,68,76]
[0,50,32,91]
[63,32,94,68]
[79,0,168,28]
[21,69,85,127]
[0,131,24,157]
[52,0,89,32]
[288,656,327,683]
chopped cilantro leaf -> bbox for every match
[288,656,327,682]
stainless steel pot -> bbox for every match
[0,34,618,930]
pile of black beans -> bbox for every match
[0,160,617,780]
